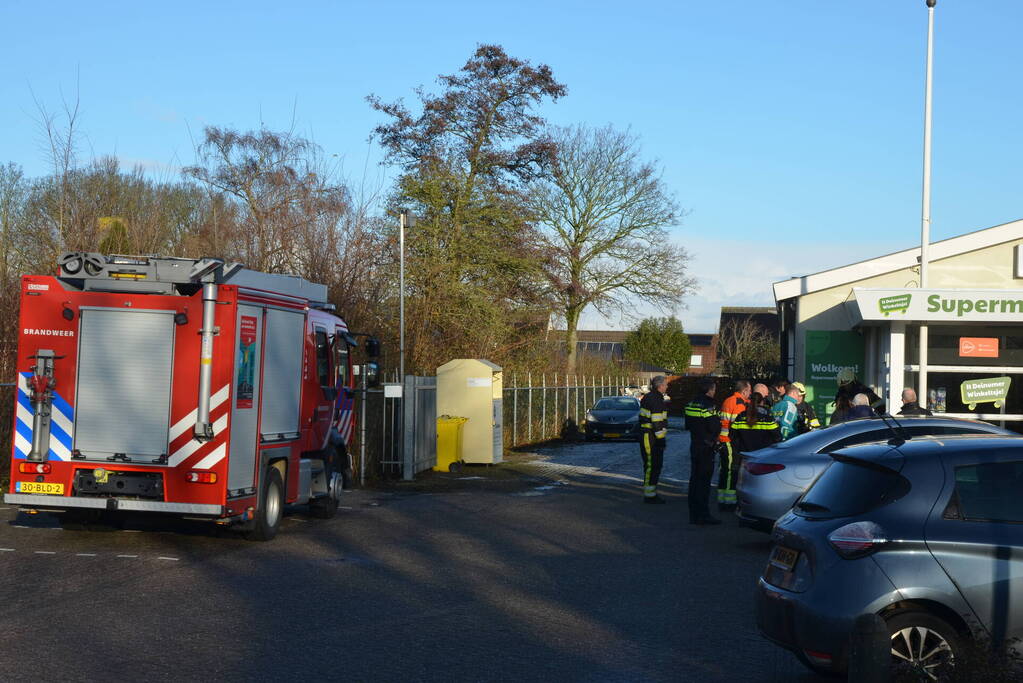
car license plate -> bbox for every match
[605,433,620,438]
[769,545,799,572]
[15,481,64,495]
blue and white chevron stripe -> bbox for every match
[14,372,74,461]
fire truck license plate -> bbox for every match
[16,481,64,495]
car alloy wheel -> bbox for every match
[890,625,954,680]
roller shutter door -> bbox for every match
[74,308,174,459]
[260,308,304,441]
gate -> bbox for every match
[356,374,436,482]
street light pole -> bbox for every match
[399,210,407,385]
[918,0,936,409]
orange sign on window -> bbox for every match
[959,337,999,358]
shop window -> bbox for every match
[691,354,703,367]
[952,462,1023,523]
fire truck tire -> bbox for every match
[246,467,284,541]
[308,458,340,519]
[340,446,354,490]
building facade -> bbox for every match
[774,220,1023,431]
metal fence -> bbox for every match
[503,374,638,449]
[0,372,642,486]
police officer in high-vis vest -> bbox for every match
[638,375,670,504]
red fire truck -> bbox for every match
[5,252,376,540]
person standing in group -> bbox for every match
[716,379,750,510]
[835,369,884,414]
[828,392,854,426]
[731,386,781,454]
[791,381,820,434]
[846,393,875,420]
[898,388,933,416]
[771,383,802,441]
[685,378,721,525]
[768,378,789,406]
[638,375,670,504]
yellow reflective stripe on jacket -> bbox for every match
[732,421,780,430]
[685,407,714,417]
[652,411,668,419]
[639,408,652,417]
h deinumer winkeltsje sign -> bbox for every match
[852,288,1023,322]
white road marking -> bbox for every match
[34,551,56,555]
[0,507,12,510]
[156,556,179,561]
[117,554,138,558]
[75,553,97,557]
[0,548,14,552]
[120,529,143,533]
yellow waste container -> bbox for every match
[435,416,469,472]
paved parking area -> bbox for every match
[0,424,823,681]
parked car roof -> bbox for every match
[832,432,1023,460]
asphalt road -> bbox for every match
[0,424,824,682]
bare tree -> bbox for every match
[183,126,349,274]
[32,83,81,245]
[715,317,780,380]
[529,125,695,374]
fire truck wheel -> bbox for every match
[308,460,340,519]
[337,446,354,490]
[246,467,284,541]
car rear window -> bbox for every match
[952,461,1023,523]
[794,456,910,519]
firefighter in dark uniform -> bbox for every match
[835,369,885,415]
[685,377,721,525]
[638,375,670,504]
[791,382,821,434]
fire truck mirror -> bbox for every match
[365,361,381,387]
[365,337,381,358]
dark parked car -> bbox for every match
[736,416,1010,531]
[584,396,641,440]
[756,434,1023,678]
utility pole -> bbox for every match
[399,209,407,385]
[918,0,936,409]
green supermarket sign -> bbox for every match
[878,294,912,316]
[961,377,1011,410]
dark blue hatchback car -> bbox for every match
[756,434,1023,679]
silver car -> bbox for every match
[736,416,1010,531]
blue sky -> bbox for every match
[2,1,1021,332]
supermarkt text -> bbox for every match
[927,294,1023,317]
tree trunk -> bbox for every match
[565,304,582,376]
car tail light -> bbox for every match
[802,650,833,668]
[186,471,217,484]
[744,461,785,475]
[19,462,52,474]
[828,521,888,558]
